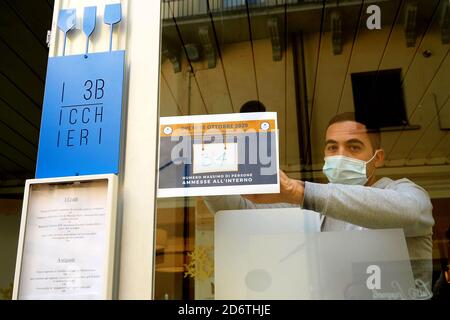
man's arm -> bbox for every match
[204,195,297,214]
[303,178,434,237]
[203,195,256,213]
[203,170,301,213]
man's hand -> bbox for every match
[243,170,305,205]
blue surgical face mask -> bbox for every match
[323,150,379,185]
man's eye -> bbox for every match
[350,145,361,152]
[327,145,337,151]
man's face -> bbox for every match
[324,121,384,173]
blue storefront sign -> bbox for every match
[36,51,125,178]
[36,4,125,178]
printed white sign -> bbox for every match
[193,143,238,174]
[158,112,280,197]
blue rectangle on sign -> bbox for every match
[36,51,125,178]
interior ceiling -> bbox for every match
[0,0,53,196]
[0,0,449,195]
[160,0,450,177]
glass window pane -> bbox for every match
[155,0,450,300]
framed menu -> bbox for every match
[13,174,118,300]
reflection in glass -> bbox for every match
[155,0,450,300]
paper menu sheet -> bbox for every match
[18,180,108,300]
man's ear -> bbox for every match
[374,149,385,168]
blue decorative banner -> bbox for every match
[104,3,122,52]
[83,6,97,54]
[57,8,76,56]
[36,50,125,178]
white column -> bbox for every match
[118,0,161,299]
[49,0,162,299]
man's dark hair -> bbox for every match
[240,100,266,113]
[327,112,381,151]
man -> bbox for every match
[205,112,435,297]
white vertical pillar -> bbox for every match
[118,0,161,299]
[48,0,162,299]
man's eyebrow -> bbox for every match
[325,139,338,145]
[346,139,365,145]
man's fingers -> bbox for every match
[244,194,271,203]
[243,194,258,202]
